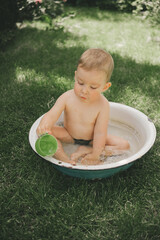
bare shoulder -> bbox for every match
[56,90,73,103]
[95,95,110,126]
[51,90,73,112]
[99,95,109,111]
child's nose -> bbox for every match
[81,85,88,94]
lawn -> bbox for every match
[0,6,160,240]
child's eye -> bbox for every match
[90,86,97,89]
[78,81,84,85]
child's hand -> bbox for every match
[36,124,52,137]
[81,153,101,165]
[36,115,53,137]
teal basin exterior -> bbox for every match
[54,162,134,179]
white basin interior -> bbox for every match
[29,102,156,170]
[110,102,156,155]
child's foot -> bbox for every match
[53,149,76,165]
[53,140,76,165]
[103,146,127,157]
[81,158,101,166]
[70,146,92,162]
[54,154,76,165]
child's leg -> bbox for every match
[104,135,130,156]
[51,125,74,143]
[54,139,76,164]
[71,146,103,165]
[71,135,130,163]
[51,125,75,164]
[70,146,92,162]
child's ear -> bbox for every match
[102,82,112,92]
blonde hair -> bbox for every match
[78,48,114,82]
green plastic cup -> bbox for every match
[35,133,58,157]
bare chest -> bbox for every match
[65,103,98,125]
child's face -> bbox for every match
[74,67,111,103]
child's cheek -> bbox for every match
[90,90,101,101]
[74,82,80,95]
[91,90,99,97]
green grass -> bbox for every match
[0,7,160,240]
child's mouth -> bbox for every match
[81,96,87,100]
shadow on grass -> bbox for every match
[0,24,159,177]
[0,19,160,240]
[0,24,159,157]
[1,25,159,109]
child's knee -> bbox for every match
[122,140,130,150]
[50,127,57,137]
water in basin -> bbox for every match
[60,120,141,165]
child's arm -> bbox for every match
[92,106,109,157]
[36,93,67,136]
[81,101,109,163]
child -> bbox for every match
[36,48,130,165]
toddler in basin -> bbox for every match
[37,48,130,165]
